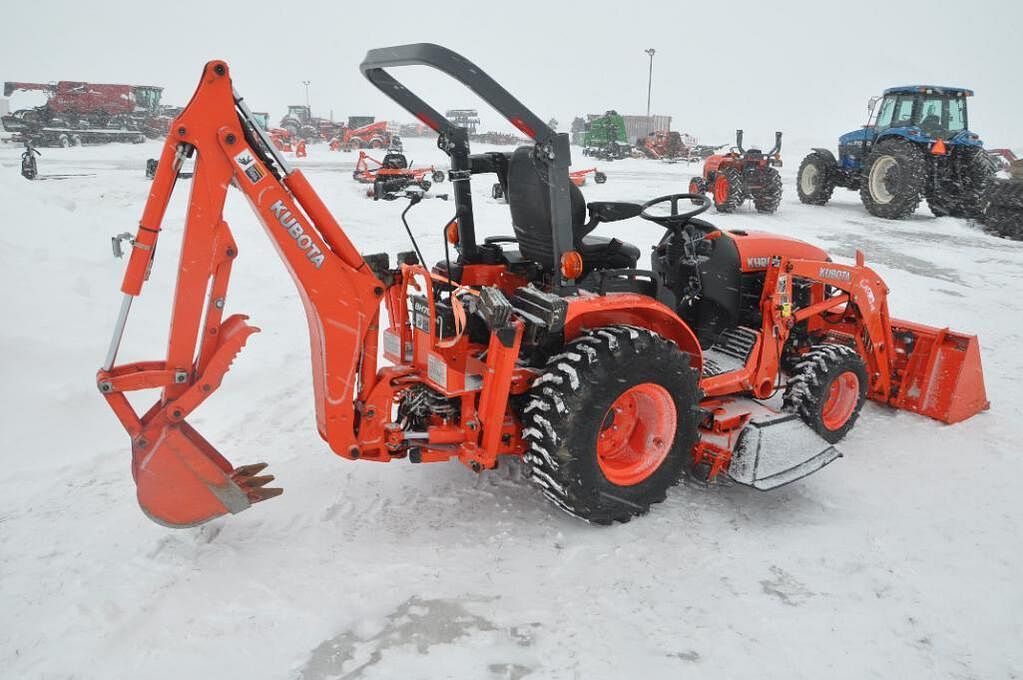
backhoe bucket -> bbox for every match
[887,319,989,424]
[132,420,281,528]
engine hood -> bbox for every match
[724,229,830,272]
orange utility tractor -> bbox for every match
[690,130,784,214]
[98,47,988,530]
[353,149,446,193]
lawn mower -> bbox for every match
[689,130,784,213]
[492,167,606,200]
[97,47,988,530]
[352,149,446,194]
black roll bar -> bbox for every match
[360,44,576,288]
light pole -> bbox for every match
[302,80,311,108]
[644,49,656,118]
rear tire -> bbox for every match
[796,152,836,205]
[432,170,446,183]
[594,171,607,184]
[753,167,783,213]
[783,344,868,444]
[860,139,925,219]
[522,326,700,524]
[927,147,997,219]
[713,167,744,213]
[492,183,504,200]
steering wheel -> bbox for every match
[639,193,711,231]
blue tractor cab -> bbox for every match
[797,86,995,219]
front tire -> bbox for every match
[796,152,836,205]
[432,170,446,183]
[713,167,744,213]
[522,326,700,524]
[783,344,868,444]
[860,139,925,219]
[594,171,607,184]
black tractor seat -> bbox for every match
[506,146,639,272]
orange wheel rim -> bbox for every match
[596,383,677,486]
[713,175,729,204]
[821,371,859,430]
[688,179,700,194]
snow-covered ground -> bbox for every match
[1,137,1021,679]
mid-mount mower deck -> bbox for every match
[97,45,988,529]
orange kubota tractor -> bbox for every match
[690,130,784,214]
[98,46,988,529]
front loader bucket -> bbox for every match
[132,420,281,528]
[888,319,989,424]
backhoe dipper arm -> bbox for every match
[97,61,384,528]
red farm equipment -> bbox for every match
[3,80,174,145]
[96,48,988,531]
[493,167,605,200]
[342,119,392,151]
[353,149,446,194]
[690,130,784,214]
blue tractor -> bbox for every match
[797,86,996,219]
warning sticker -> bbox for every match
[233,150,265,184]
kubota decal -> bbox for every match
[819,266,852,282]
[747,256,770,269]
[269,200,326,268]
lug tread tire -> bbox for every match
[753,167,783,213]
[521,326,700,524]
[783,344,868,444]
[796,152,836,205]
[859,139,925,219]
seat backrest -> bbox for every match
[506,146,587,268]
[382,152,408,169]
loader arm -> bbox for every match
[97,61,384,527]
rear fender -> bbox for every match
[809,148,838,166]
[564,293,702,373]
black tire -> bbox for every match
[796,152,836,205]
[859,139,925,219]
[522,326,700,524]
[927,146,997,219]
[432,170,445,183]
[491,183,504,200]
[713,167,744,213]
[983,204,1023,240]
[783,344,868,444]
[984,178,1023,210]
[594,171,607,184]
[753,167,783,213]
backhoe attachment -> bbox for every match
[97,61,382,527]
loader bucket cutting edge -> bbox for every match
[887,318,989,424]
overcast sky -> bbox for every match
[3,0,1020,148]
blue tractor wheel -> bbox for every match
[860,139,926,219]
[797,152,836,205]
